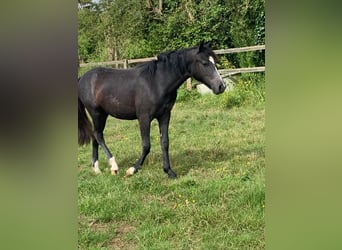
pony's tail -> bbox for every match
[78,97,93,145]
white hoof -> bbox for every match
[125,167,135,177]
[93,161,102,174]
[109,157,119,175]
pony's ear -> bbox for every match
[198,40,205,52]
[198,41,212,52]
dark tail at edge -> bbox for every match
[78,79,93,145]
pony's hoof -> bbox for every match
[125,167,135,177]
[94,168,102,174]
[168,171,177,179]
[109,157,119,174]
[93,161,102,174]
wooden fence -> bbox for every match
[213,44,265,77]
[79,45,265,89]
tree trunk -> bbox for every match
[147,0,152,9]
[185,1,194,22]
[159,0,163,14]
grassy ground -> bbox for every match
[78,93,265,249]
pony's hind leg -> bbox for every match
[91,110,119,175]
[92,138,101,174]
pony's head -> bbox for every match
[189,41,226,94]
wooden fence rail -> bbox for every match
[219,66,266,77]
[79,45,265,71]
[79,60,127,68]
[79,45,265,91]
[213,44,265,55]
[127,57,157,64]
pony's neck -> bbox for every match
[157,49,193,95]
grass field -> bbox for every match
[78,92,265,249]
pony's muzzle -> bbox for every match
[213,81,226,94]
[218,82,226,93]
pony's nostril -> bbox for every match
[219,83,226,92]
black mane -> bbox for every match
[136,59,158,77]
[137,47,190,78]
[157,48,189,76]
[136,45,217,80]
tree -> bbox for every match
[78,0,265,67]
[78,2,102,62]
[227,0,265,67]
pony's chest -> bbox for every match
[154,94,177,116]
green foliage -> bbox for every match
[78,6,101,62]
[78,0,265,65]
[216,56,235,70]
[222,86,249,109]
[176,84,201,102]
[121,39,151,59]
[77,33,92,62]
[221,73,265,109]
[228,0,265,67]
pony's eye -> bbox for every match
[201,61,209,66]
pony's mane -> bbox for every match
[135,59,158,77]
[156,48,189,75]
[136,45,216,79]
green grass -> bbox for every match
[78,93,265,249]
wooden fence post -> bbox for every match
[186,78,192,90]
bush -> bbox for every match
[222,86,248,109]
[221,73,265,109]
[176,85,201,102]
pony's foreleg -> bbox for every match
[126,116,151,177]
[158,112,177,179]
[109,156,119,175]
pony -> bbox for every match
[78,42,225,178]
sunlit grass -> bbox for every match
[78,93,265,249]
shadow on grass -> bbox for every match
[172,148,232,176]
[115,143,263,178]
[173,145,264,177]
[117,148,228,172]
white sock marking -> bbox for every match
[109,157,119,175]
[93,161,101,174]
[126,167,135,177]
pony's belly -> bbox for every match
[100,96,137,120]
[110,112,137,120]
[106,105,137,120]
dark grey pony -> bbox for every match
[78,42,225,178]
